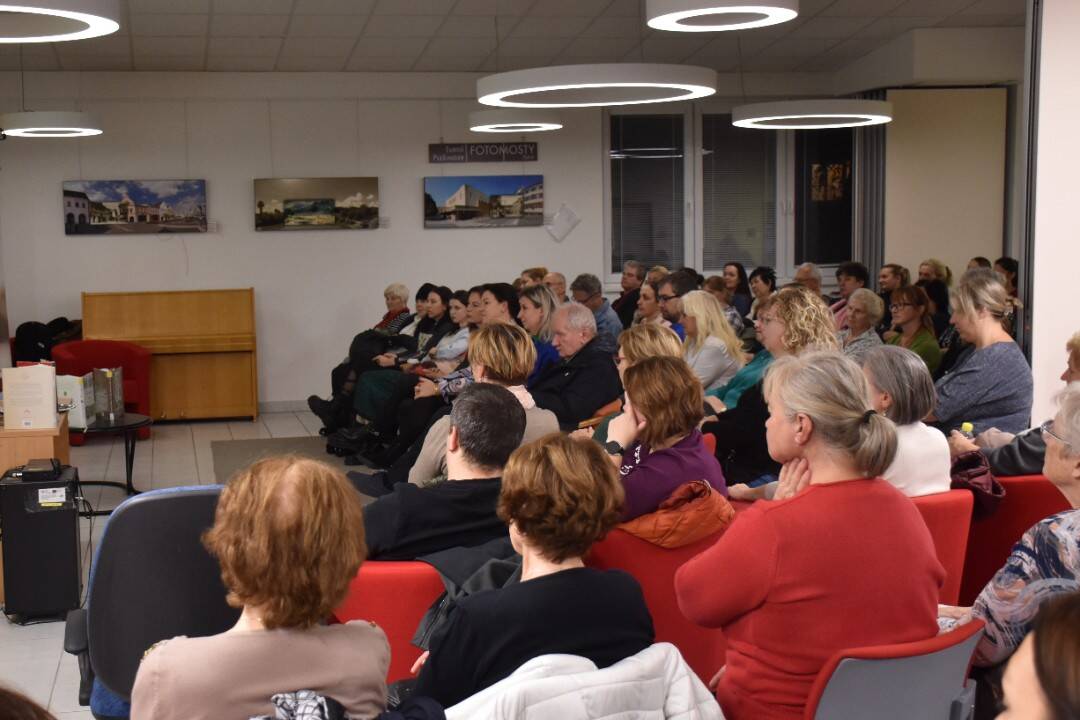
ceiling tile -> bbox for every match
[0,43,55,56]
[454,0,533,15]
[733,17,806,55]
[510,15,593,37]
[412,54,483,71]
[346,55,417,70]
[18,54,61,70]
[528,0,610,16]
[293,0,376,13]
[959,0,1026,14]
[495,36,568,57]
[215,0,293,13]
[740,55,811,72]
[53,34,132,56]
[351,37,428,57]
[131,13,209,36]
[936,13,1024,27]
[601,0,640,16]
[206,55,277,70]
[128,0,209,12]
[639,34,710,63]
[820,0,907,16]
[424,36,496,57]
[363,14,445,37]
[132,36,207,55]
[891,0,973,16]
[207,37,283,56]
[373,0,455,15]
[276,56,347,71]
[280,36,357,57]
[437,15,501,38]
[481,55,549,71]
[58,55,133,70]
[579,16,642,38]
[856,16,944,38]
[210,14,290,37]
[288,15,369,37]
[134,55,206,70]
[558,37,633,61]
[791,16,877,39]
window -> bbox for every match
[794,127,854,265]
[701,114,776,271]
[609,114,685,272]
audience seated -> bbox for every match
[426,289,470,368]
[930,269,1033,434]
[569,273,622,354]
[519,267,547,288]
[746,266,777,325]
[994,256,1020,298]
[362,383,526,560]
[612,260,646,329]
[885,284,942,373]
[479,282,520,325]
[516,284,561,382]
[702,285,839,485]
[837,288,884,363]
[657,271,698,340]
[130,456,389,720]
[919,257,954,287]
[949,330,1080,475]
[529,303,623,430]
[375,283,414,332]
[876,263,909,332]
[646,264,670,286]
[939,382,1080,667]
[633,279,675,331]
[680,290,747,391]
[408,324,558,487]
[413,434,655,708]
[998,592,1080,720]
[604,356,728,521]
[917,278,954,342]
[968,256,993,270]
[542,271,568,304]
[830,261,869,331]
[702,275,745,335]
[723,262,752,317]
[677,351,944,720]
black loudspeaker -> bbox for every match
[0,466,81,620]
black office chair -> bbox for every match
[64,485,239,717]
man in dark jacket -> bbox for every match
[362,383,526,560]
[530,302,622,430]
[612,260,646,329]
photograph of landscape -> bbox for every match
[255,177,379,231]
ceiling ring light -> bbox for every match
[732,99,893,130]
[0,0,120,43]
[0,111,102,137]
[647,0,798,32]
[478,64,718,109]
[469,109,563,134]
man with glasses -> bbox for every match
[656,272,697,341]
[877,263,910,334]
[570,273,622,354]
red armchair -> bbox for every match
[911,490,975,605]
[959,474,1070,604]
[333,561,445,682]
[586,528,727,684]
[52,339,152,442]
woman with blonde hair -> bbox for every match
[677,351,944,720]
[681,290,747,391]
[918,257,954,287]
[702,284,839,485]
[930,268,1032,434]
[131,456,389,720]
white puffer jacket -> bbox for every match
[445,643,724,720]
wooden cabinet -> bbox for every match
[82,289,258,421]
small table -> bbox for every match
[80,413,152,516]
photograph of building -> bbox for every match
[254,177,379,231]
[62,180,207,234]
[424,175,544,228]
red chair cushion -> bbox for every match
[911,490,974,605]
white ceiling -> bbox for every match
[0,0,1025,74]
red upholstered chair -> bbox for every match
[703,432,716,456]
[333,561,445,682]
[911,490,975,605]
[586,528,727,684]
[803,620,984,720]
[959,474,1070,604]
[52,340,152,443]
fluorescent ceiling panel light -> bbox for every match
[647,0,798,32]
[478,63,717,109]
[0,110,102,137]
[469,109,562,133]
[732,99,893,130]
[0,0,120,43]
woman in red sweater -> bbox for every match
[675,350,944,720]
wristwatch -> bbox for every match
[603,440,625,456]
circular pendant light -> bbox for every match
[0,111,102,137]
[0,0,120,43]
[732,99,893,130]
[647,0,798,32]
[478,63,717,109]
[469,109,562,133]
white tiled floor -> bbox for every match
[0,411,324,717]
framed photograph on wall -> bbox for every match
[254,177,379,231]
[62,180,208,235]
[424,175,543,229]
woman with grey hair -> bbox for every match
[861,345,951,496]
[837,288,884,364]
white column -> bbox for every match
[1031,0,1080,422]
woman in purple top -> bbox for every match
[604,356,728,520]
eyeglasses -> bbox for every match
[658,294,680,303]
[756,315,778,326]
[889,303,914,311]
[1041,420,1071,448]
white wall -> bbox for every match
[0,72,605,408]
[883,88,1007,279]
[1031,0,1080,422]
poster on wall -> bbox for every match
[424,175,543,229]
[62,180,208,235]
[254,177,379,231]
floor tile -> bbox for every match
[228,419,272,440]
[262,413,309,438]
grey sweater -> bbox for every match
[934,341,1033,434]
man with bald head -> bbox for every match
[543,271,568,303]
